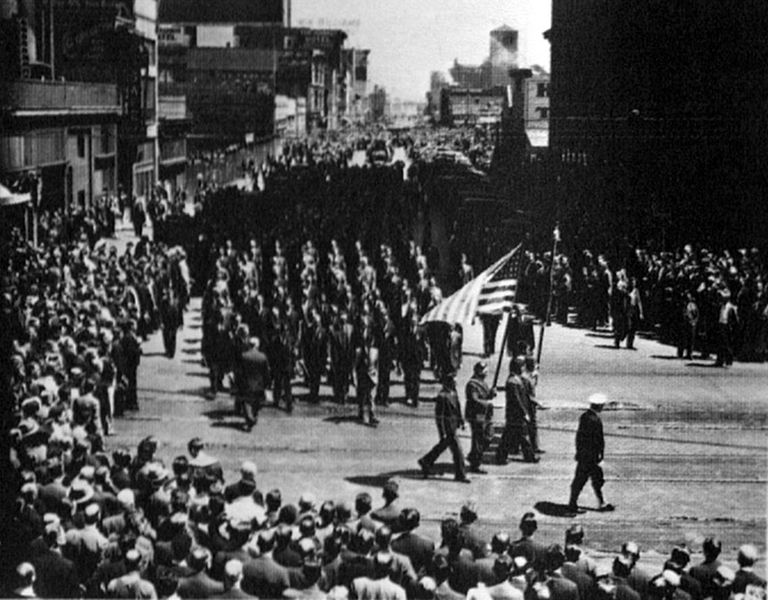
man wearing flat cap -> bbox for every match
[465,361,496,474]
[568,393,613,514]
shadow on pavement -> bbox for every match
[346,465,456,488]
[594,344,619,350]
[203,408,237,420]
[143,351,168,358]
[650,354,682,360]
[686,362,722,368]
[210,421,246,431]
[585,332,614,339]
[185,371,209,378]
[184,338,202,344]
[533,501,577,518]
[181,348,198,355]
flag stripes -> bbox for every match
[421,244,522,324]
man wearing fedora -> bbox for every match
[465,361,495,474]
[568,393,614,514]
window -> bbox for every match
[77,190,86,207]
[77,133,86,158]
[536,83,549,98]
[535,106,549,119]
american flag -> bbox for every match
[421,244,522,324]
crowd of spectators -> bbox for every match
[4,424,765,599]
[518,243,768,364]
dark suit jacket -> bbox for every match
[242,555,291,598]
[176,571,225,599]
[391,531,435,574]
[547,572,580,600]
[510,536,547,570]
[32,548,80,598]
[575,409,604,463]
[459,523,488,559]
[732,569,765,594]
[689,560,721,599]
[435,388,463,437]
[239,347,271,395]
[562,562,595,600]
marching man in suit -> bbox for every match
[418,373,469,483]
[568,393,615,514]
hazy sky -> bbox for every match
[291,0,551,102]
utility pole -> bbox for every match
[536,224,560,365]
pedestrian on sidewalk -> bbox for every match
[418,373,469,483]
[568,393,614,514]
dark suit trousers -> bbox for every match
[403,367,420,404]
[273,368,292,412]
[126,369,138,409]
[569,460,605,506]
[241,392,264,427]
[496,422,535,462]
[162,323,177,357]
[422,432,466,478]
[467,421,491,468]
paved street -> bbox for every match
[109,228,766,567]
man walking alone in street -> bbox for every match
[568,393,614,514]
[418,373,469,483]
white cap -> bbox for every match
[117,488,135,508]
[588,393,608,407]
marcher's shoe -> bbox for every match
[525,456,540,463]
[535,449,546,454]
[468,466,487,474]
[417,459,431,478]
[597,503,615,512]
[369,417,380,426]
[495,458,507,466]
[455,475,471,484]
[568,505,586,514]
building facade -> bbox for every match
[439,87,505,127]
[489,25,518,87]
[0,0,153,211]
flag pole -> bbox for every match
[492,310,510,390]
[536,224,560,365]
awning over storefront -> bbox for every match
[526,128,550,148]
[0,183,31,207]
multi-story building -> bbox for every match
[489,25,519,87]
[275,28,347,130]
[546,0,768,243]
[0,0,153,212]
[343,48,369,124]
[158,95,190,197]
[426,71,448,123]
[49,0,159,203]
[448,25,519,90]
[439,87,506,127]
[369,85,388,123]
[158,0,282,150]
